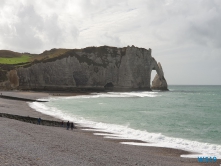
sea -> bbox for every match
[29,85,221,158]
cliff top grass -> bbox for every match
[0,55,31,64]
[31,48,71,61]
[0,49,70,65]
[0,46,128,66]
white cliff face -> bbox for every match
[12,46,167,91]
[151,62,168,90]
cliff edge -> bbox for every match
[0,46,168,91]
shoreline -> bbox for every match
[0,94,48,102]
[0,90,220,165]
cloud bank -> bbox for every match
[0,0,220,84]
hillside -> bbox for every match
[0,50,22,58]
[0,49,72,65]
[0,48,71,83]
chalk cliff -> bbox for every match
[1,46,168,91]
[151,62,168,90]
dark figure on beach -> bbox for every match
[67,121,70,130]
[71,122,74,130]
[37,118,41,125]
[61,121,64,127]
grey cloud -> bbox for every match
[78,0,128,16]
[0,0,220,84]
[97,32,123,47]
[17,5,43,28]
[0,3,79,53]
[187,11,221,48]
[0,0,6,8]
[43,14,63,44]
[1,5,44,52]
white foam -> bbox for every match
[93,133,123,137]
[47,91,160,100]
[104,136,136,140]
[29,99,221,159]
[36,98,49,102]
[82,129,107,132]
[121,142,151,146]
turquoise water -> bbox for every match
[30,85,221,157]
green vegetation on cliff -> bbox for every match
[31,48,71,61]
[0,47,123,65]
[0,46,167,91]
[0,55,31,64]
[0,49,71,65]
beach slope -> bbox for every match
[0,91,219,166]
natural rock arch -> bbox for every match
[150,58,168,90]
[1,46,168,91]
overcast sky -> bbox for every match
[0,0,220,85]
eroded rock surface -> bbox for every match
[151,62,168,90]
[2,46,168,91]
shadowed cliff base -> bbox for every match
[19,86,153,92]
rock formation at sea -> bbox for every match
[151,62,168,90]
[1,46,168,91]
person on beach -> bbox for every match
[61,121,64,127]
[67,121,70,130]
[37,118,41,125]
[71,122,74,130]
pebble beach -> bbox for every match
[0,91,219,166]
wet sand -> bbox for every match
[0,91,219,166]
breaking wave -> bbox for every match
[29,97,221,159]
[48,91,160,101]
